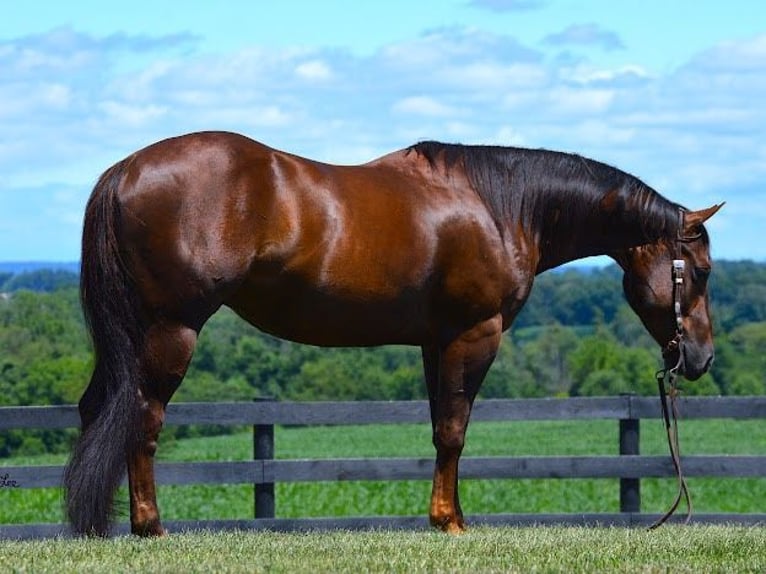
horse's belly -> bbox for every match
[225,278,430,347]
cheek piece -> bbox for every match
[650,219,695,530]
[666,259,686,356]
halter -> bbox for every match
[649,210,696,530]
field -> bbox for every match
[2,418,765,524]
[2,418,765,572]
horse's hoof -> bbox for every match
[131,519,166,537]
[430,515,466,535]
[443,521,466,535]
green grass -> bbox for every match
[1,526,765,573]
[2,419,765,525]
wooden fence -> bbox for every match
[1,396,765,539]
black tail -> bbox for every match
[63,160,146,536]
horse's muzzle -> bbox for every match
[662,335,714,381]
[672,346,714,381]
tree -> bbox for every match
[480,336,540,398]
[2,270,79,292]
[568,327,663,396]
[711,322,766,395]
[1,259,763,458]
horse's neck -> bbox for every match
[529,195,672,273]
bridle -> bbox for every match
[649,210,701,530]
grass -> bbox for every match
[2,419,765,525]
[1,526,765,573]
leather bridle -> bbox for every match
[649,210,700,530]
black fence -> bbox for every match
[1,396,765,539]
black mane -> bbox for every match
[408,141,684,248]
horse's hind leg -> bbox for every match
[128,321,198,536]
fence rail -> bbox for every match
[2,396,765,539]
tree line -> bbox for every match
[1,261,764,455]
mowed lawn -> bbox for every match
[2,526,765,573]
[2,418,764,525]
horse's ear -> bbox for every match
[684,203,725,234]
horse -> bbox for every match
[64,131,722,536]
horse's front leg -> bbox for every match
[428,315,502,534]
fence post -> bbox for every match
[619,393,640,513]
[253,398,275,519]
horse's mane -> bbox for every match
[408,141,691,246]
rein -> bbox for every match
[648,214,697,530]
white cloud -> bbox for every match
[547,87,615,114]
[98,101,168,127]
[380,27,542,77]
[0,26,765,260]
[445,62,548,91]
[392,96,459,117]
[563,64,651,85]
[197,105,293,128]
[490,126,527,146]
[544,23,625,51]
[39,83,72,109]
[295,60,333,81]
[550,119,635,150]
[687,33,766,72]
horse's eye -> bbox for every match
[694,266,711,281]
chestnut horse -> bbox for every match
[64,131,722,536]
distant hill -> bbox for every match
[0,261,79,275]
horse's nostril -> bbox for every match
[704,354,715,372]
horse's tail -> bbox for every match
[64,159,145,536]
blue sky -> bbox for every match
[1,1,764,262]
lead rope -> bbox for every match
[648,257,693,530]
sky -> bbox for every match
[1,1,765,263]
